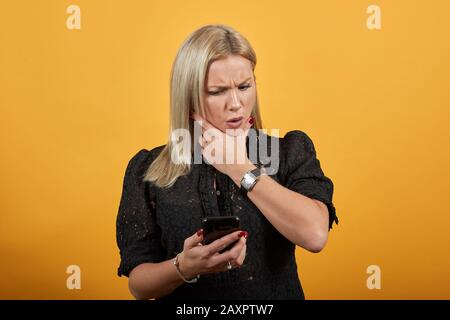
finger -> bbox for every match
[241,115,254,138]
[192,113,222,140]
[199,131,213,146]
[192,113,212,131]
[215,237,246,268]
[234,241,247,267]
[192,114,221,165]
[191,113,207,138]
[198,135,214,156]
[210,235,247,266]
[198,135,204,149]
[205,230,243,256]
[191,112,202,124]
[199,129,222,154]
[223,238,247,270]
[203,126,222,145]
[184,229,204,250]
[247,115,255,128]
[202,115,217,131]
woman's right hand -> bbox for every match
[177,229,248,279]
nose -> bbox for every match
[227,88,242,111]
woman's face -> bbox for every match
[203,55,256,133]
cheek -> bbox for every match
[204,98,224,119]
[245,91,256,103]
[243,90,256,110]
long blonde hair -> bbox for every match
[144,24,263,188]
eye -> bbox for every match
[208,90,223,96]
[207,84,251,96]
[239,84,251,91]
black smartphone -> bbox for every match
[201,216,241,253]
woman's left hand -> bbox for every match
[191,113,257,185]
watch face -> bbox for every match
[242,173,256,190]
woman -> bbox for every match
[116,24,339,300]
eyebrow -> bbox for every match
[207,77,252,90]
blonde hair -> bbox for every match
[144,24,263,188]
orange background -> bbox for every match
[1,0,449,299]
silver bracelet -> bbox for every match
[173,253,200,283]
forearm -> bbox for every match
[230,165,329,251]
[128,258,186,300]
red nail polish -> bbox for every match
[249,117,254,125]
[238,231,248,239]
[196,229,203,236]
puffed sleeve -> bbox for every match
[280,130,339,230]
[116,149,166,277]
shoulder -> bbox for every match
[274,130,319,178]
[280,130,316,155]
[124,144,166,178]
[256,129,316,178]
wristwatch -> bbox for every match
[240,167,263,192]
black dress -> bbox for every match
[116,130,339,300]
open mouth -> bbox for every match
[226,117,243,128]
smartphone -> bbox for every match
[201,216,241,253]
